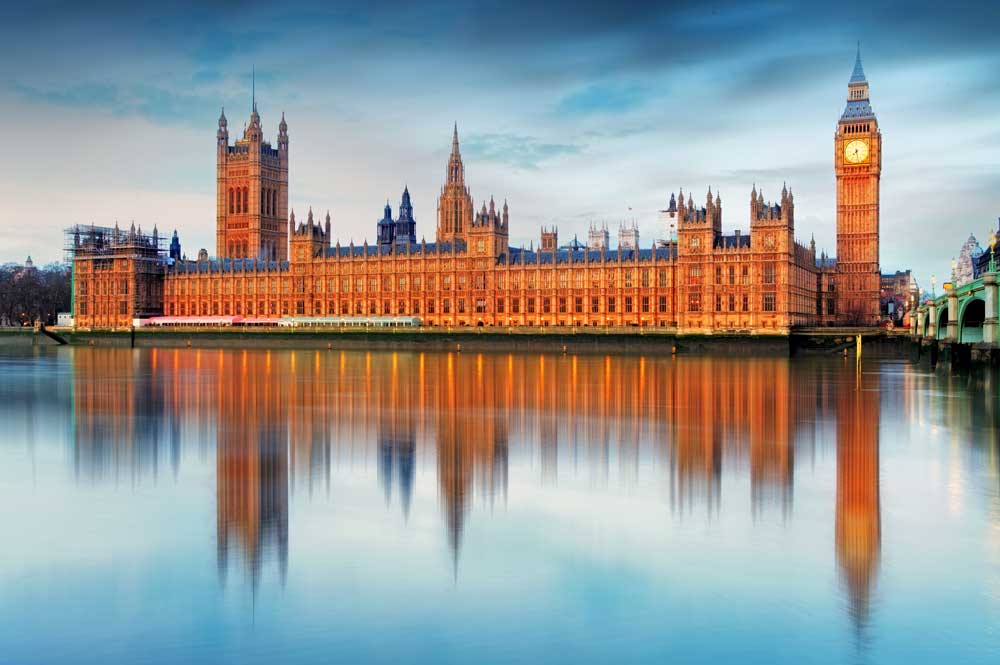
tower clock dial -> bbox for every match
[844,138,869,164]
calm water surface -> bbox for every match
[0,347,998,664]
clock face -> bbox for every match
[844,139,869,164]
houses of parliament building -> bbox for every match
[69,51,882,331]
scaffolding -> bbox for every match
[65,224,168,321]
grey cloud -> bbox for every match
[463,133,583,170]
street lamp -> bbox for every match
[930,275,936,299]
[990,231,997,273]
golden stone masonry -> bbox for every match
[69,51,879,331]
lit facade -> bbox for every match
[834,46,882,324]
[70,53,880,331]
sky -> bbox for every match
[0,1,997,286]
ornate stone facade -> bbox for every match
[834,46,882,324]
[71,52,881,331]
[216,101,289,262]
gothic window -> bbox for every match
[607,297,616,313]
[763,294,776,311]
[658,296,667,313]
[688,293,701,312]
[641,296,649,313]
[763,264,776,284]
[229,188,234,214]
[625,296,633,313]
[242,187,248,213]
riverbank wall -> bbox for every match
[1,326,914,358]
[913,337,1000,372]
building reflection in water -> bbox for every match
[835,361,881,637]
[64,348,931,626]
[215,350,289,590]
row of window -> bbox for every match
[227,187,279,216]
[76,302,129,316]
[686,293,775,313]
[168,295,676,318]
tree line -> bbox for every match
[0,263,71,326]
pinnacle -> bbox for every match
[850,42,866,83]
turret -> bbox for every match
[169,230,182,261]
[394,187,417,247]
[217,107,228,153]
[541,226,558,252]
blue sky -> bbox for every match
[1,1,998,286]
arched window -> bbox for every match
[242,187,248,214]
[229,188,234,214]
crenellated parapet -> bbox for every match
[750,183,794,228]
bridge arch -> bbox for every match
[936,304,950,340]
[959,296,986,344]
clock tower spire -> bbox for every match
[834,44,881,325]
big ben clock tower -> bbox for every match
[834,46,881,325]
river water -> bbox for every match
[0,347,997,664]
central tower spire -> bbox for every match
[437,123,473,244]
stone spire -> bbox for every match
[447,123,465,185]
[850,42,866,84]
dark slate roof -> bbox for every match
[714,233,751,250]
[850,48,866,84]
[174,258,289,273]
[323,240,467,258]
[507,246,673,265]
[841,99,874,120]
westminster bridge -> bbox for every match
[910,268,1000,367]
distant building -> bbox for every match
[618,221,639,251]
[880,270,918,324]
[954,234,983,285]
[660,193,678,244]
[587,223,609,251]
